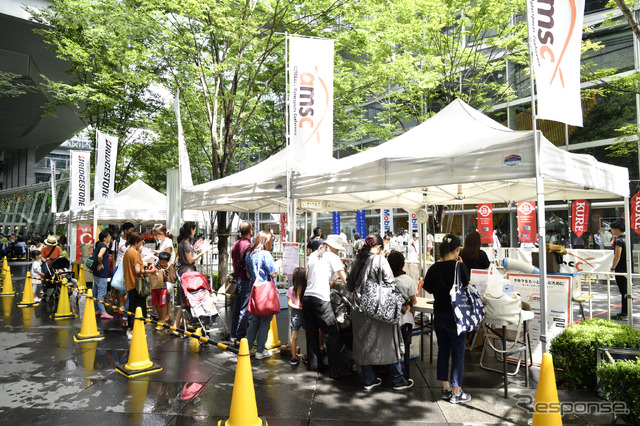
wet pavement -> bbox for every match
[0,261,632,425]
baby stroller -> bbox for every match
[179,271,230,342]
[42,257,76,313]
[330,283,358,371]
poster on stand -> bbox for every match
[282,243,300,277]
[517,201,537,244]
[477,203,493,244]
[506,273,572,365]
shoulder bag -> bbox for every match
[450,262,485,335]
[248,278,280,317]
[483,291,522,325]
[136,271,152,298]
[359,256,405,324]
[110,264,126,292]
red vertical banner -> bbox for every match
[571,200,590,237]
[280,213,288,242]
[76,224,93,261]
[477,203,493,244]
[631,191,640,236]
[517,201,537,244]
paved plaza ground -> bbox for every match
[0,261,636,425]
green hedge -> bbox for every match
[549,318,640,390]
[597,358,640,426]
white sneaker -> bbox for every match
[126,330,133,340]
[255,350,272,360]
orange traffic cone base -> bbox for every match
[17,301,39,307]
[218,418,266,426]
[54,312,77,320]
[74,332,105,343]
[115,363,162,378]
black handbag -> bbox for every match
[359,256,405,324]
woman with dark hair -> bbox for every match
[93,229,113,319]
[460,230,490,271]
[347,233,414,391]
[245,230,278,359]
[123,231,155,339]
[425,233,471,404]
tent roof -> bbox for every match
[182,99,629,213]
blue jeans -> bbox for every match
[361,362,404,386]
[434,312,466,387]
[231,280,252,339]
[93,276,108,314]
[246,315,272,352]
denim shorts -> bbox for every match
[290,308,305,331]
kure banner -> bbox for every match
[571,199,590,237]
[631,191,640,236]
[517,201,537,244]
[477,203,493,244]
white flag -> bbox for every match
[94,130,118,204]
[527,0,585,126]
[50,161,57,214]
[380,208,393,235]
[174,90,193,188]
[288,36,334,162]
[70,150,90,210]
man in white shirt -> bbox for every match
[407,232,420,262]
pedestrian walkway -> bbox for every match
[0,262,628,425]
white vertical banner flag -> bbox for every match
[174,90,193,188]
[380,208,393,235]
[94,130,118,204]
[50,161,57,214]
[70,150,90,210]
[289,36,334,162]
[527,0,585,126]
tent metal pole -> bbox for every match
[624,196,633,327]
[526,4,549,354]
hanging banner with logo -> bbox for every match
[70,150,90,210]
[356,210,366,237]
[174,90,193,188]
[76,224,93,261]
[288,36,334,162]
[526,0,585,126]
[380,209,393,234]
[631,191,640,236]
[477,203,493,244]
[517,201,537,244]
[94,130,118,205]
[571,199,590,237]
[280,213,288,242]
[332,212,340,235]
[50,161,57,214]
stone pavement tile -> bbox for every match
[27,409,172,425]
[167,415,309,426]
[176,381,317,422]
[0,407,49,426]
[309,380,446,423]
[0,376,91,409]
[433,387,532,425]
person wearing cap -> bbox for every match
[303,234,351,379]
[407,232,420,262]
[41,235,61,264]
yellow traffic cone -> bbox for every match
[1,257,8,274]
[1,268,16,296]
[80,341,98,376]
[73,261,79,280]
[53,279,77,320]
[115,307,162,378]
[17,272,39,307]
[265,315,281,350]
[21,306,35,327]
[77,265,87,293]
[74,289,104,342]
[532,352,562,426]
[218,338,266,426]
[2,296,12,319]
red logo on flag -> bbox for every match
[571,200,589,237]
[477,203,493,244]
[517,201,537,244]
[631,191,640,236]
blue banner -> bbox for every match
[333,212,340,235]
[356,210,367,237]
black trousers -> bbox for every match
[302,295,342,376]
[128,289,148,330]
[615,274,628,316]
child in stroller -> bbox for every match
[178,271,229,341]
[42,257,77,312]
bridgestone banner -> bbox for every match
[571,199,589,237]
[526,0,585,126]
[50,161,57,214]
[94,130,118,205]
[477,203,493,244]
[70,150,90,210]
[288,36,334,162]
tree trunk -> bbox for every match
[615,0,640,41]
[216,210,230,291]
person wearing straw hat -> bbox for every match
[41,235,61,265]
[303,234,351,379]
